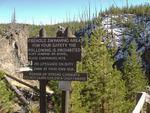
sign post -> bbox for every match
[39,28,47,113]
[59,81,71,113]
[40,80,47,113]
[25,28,88,113]
[62,90,70,113]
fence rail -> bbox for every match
[132,92,150,113]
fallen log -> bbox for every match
[5,74,39,92]
[4,75,29,105]
[5,74,53,95]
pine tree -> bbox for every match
[71,28,126,113]
[122,40,148,112]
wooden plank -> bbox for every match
[23,72,88,81]
[132,92,146,113]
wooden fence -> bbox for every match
[132,92,150,113]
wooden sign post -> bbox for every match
[62,90,69,113]
[59,81,71,113]
[24,27,88,113]
[39,28,47,113]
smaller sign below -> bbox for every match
[31,61,76,72]
[23,72,87,81]
[59,81,71,91]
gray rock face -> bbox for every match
[101,14,150,60]
[102,14,150,79]
[0,25,28,73]
[102,14,150,48]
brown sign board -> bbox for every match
[23,72,87,81]
[28,38,81,61]
[25,37,88,81]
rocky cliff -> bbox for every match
[101,14,150,79]
[0,24,28,74]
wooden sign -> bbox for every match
[25,37,87,81]
[28,38,81,61]
[23,72,87,81]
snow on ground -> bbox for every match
[102,14,150,59]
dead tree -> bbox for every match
[4,75,29,106]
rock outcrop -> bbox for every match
[0,25,28,74]
[101,14,150,80]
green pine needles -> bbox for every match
[71,27,148,113]
[122,41,148,112]
[71,28,126,113]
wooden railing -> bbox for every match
[132,92,150,113]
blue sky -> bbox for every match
[0,0,149,24]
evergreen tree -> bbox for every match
[71,28,126,113]
[122,40,148,112]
